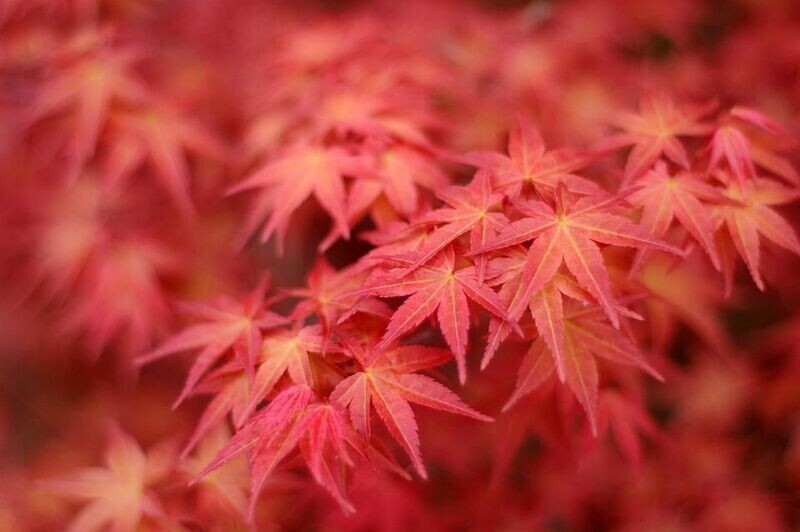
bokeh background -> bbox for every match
[1,0,800,530]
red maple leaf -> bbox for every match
[503,300,662,434]
[460,117,603,199]
[714,176,800,292]
[194,384,366,518]
[397,169,508,277]
[472,187,683,331]
[629,161,724,270]
[331,337,492,478]
[27,39,149,181]
[60,235,179,360]
[595,390,662,469]
[603,94,715,182]
[708,106,799,187]
[178,324,335,458]
[137,278,286,405]
[306,86,436,147]
[286,258,392,338]
[229,142,359,252]
[354,248,514,383]
[104,104,228,216]
[363,145,447,216]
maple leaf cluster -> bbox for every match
[2,1,800,530]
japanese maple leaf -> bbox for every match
[603,94,715,182]
[331,339,492,478]
[306,86,434,147]
[59,236,179,361]
[46,427,176,532]
[355,248,513,383]
[285,258,391,337]
[708,107,799,187]
[459,116,603,199]
[228,142,357,252]
[351,143,448,217]
[177,321,323,458]
[398,170,507,277]
[137,278,286,405]
[104,105,228,216]
[485,253,658,379]
[629,162,723,270]
[29,179,106,300]
[714,176,800,291]
[178,322,327,459]
[729,107,799,186]
[730,106,797,141]
[503,301,661,434]
[273,21,364,75]
[529,274,658,382]
[315,143,445,253]
[195,384,365,518]
[472,187,683,330]
[28,44,149,182]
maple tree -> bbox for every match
[3,1,800,530]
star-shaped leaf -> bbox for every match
[460,117,603,199]
[603,94,715,182]
[331,339,492,478]
[354,248,514,383]
[137,278,286,405]
[229,143,358,252]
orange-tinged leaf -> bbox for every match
[352,144,448,216]
[566,320,662,380]
[237,325,325,422]
[630,165,722,269]
[502,297,661,433]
